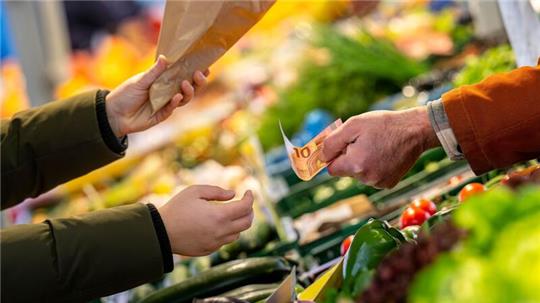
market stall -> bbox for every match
[1,0,539,302]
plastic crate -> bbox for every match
[276,176,377,219]
[298,219,369,265]
[276,148,447,219]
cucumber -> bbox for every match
[221,284,278,298]
[199,289,275,303]
[194,298,248,303]
[214,223,276,265]
[139,257,291,303]
[231,288,275,302]
[221,284,278,302]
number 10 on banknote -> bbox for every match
[279,119,343,181]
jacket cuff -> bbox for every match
[427,99,464,161]
[442,87,492,174]
[95,90,128,155]
[146,203,174,273]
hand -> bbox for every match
[105,55,209,137]
[158,185,254,256]
[321,107,440,188]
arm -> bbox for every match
[1,90,123,209]
[1,56,207,209]
[1,204,165,302]
[321,61,540,188]
[1,186,255,302]
[441,63,540,174]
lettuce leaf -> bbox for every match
[409,186,540,303]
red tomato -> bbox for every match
[410,198,437,215]
[340,235,354,256]
[500,174,511,185]
[448,175,463,186]
[458,183,486,202]
[400,207,431,229]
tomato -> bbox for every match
[410,198,437,215]
[340,235,354,256]
[400,207,431,229]
[448,175,463,186]
[458,183,486,202]
[500,174,511,185]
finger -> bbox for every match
[193,70,208,89]
[171,93,185,106]
[153,96,181,123]
[228,211,254,234]
[138,55,169,89]
[221,190,254,220]
[154,106,173,124]
[190,185,235,201]
[321,126,352,163]
[327,155,355,177]
[181,80,195,102]
[203,69,210,77]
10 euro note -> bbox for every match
[279,119,343,181]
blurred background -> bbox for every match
[1,1,539,302]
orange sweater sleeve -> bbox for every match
[442,61,540,174]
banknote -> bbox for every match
[280,119,343,181]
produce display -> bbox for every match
[294,164,540,303]
[360,220,464,303]
[5,1,538,303]
[140,257,292,303]
[258,26,427,150]
[410,187,540,303]
[452,44,515,87]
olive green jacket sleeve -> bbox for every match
[1,92,168,302]
[1,90,122,209]
[1,203,165,303]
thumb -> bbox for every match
[222,190,254,220]
[320,126,352,163]
[191,185,235,201]
[137,55,169,89]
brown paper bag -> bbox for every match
[149,0,275,113]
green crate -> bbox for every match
[276,177,377,219]
[298,219,369,265]
[276,148,447,219]
[369,159,468,205]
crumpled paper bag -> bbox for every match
[149,0,275,113]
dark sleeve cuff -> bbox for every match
[146,203,174,273]
[95,90,128,155]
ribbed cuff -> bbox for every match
[146,203,174,273]
[95,90,128,155]
[427,99,464,161]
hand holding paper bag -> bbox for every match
[149,0,275,113]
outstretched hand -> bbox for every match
[321,107,440,188]
[158,185,255,256]
[105,55,209,137]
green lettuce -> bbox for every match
[409,186,540,303]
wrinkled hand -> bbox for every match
[321,107,440,188]
[105,55,209,137]
[158,185,254,256]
